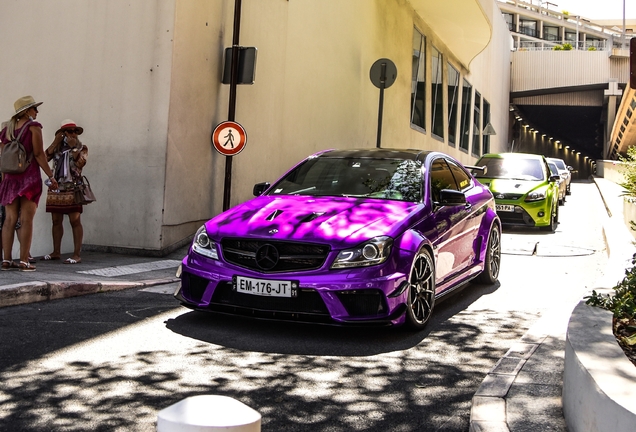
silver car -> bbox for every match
[547,157,572,195]
[548,161,566,206]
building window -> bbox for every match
[503,13,514,31]
[431,46,444,139]
[447,63,460,147]
[411,29,426,131]
[543,26,559,41]
[482,99,491,155]
[519,20,537,37]
[472,91,481,157]
[459,79,472,152]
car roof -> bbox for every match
[479,152,546,161]
[318,148,432,162]
[546,157,564,162]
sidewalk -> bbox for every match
[0,244,186,308]
[470,176,636,432]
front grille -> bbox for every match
[495,193,523,200]
[211,282,330,315]
[336,290,387,317]
[498,207,535,226]
[221,238,330,273]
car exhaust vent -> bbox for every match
[300,212,325,223]
[266,210,284,221]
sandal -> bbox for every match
[63,258,82,264]
[18,261,36,272]
[41,254,61,261]
[2,260,18,271]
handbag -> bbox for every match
[0,121,33,174]
[74,175,96,205]
[46,190,76,207]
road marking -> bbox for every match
[77,260,181,277]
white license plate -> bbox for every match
[233,276,298,298]
[496,204,515,212]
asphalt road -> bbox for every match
[0,180,607,432]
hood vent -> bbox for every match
[300,212,325,223]
[265,209,284,221]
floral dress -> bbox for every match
[0,121,44,206]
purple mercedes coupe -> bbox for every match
[175,148,501,329]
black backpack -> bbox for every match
[0,121,33,174]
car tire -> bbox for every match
[475,224,501,285]
[405,248,435,330]
[566,184,571,195]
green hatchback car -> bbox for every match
[472,153,561,232]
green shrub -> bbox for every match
[553,45,564,51]
[587,46,597,51]
[563,43,573,50]
[619,146,636,199]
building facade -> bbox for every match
[0,0,512,256]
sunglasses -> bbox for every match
[64,129,81,134]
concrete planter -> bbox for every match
[624,198,636,240]
[563,301,636,432]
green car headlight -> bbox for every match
[525,188,547,202]
[192,225,219,259]
[332,236,393,269]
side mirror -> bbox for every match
[438,189,467,206]
[567,166,574,172]
[549,175,561,182]
[253,182,271,196]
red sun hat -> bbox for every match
[55,119,83,135]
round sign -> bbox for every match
[212,121,247,156]
[369,58,397,89]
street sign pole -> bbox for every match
[376,62,386,149]
[223,0,242,211]
[369,58,397,150]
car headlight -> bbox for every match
[192,225,219,259]
[525,188,547,202]
[331,236,393,269]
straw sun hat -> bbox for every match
[13,95,43,117]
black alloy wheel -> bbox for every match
[475,224,501,284]
[405,249,435,330]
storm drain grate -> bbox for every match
[77,260,181,277]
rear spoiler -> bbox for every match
[465,165,487,175]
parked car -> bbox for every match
[547,161,566,206]
[175,148,501,330]
[546,157,573,195]
[472,152,560,232]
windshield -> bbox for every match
[548,163,559,176]
[549,159,566,170]
[267,157,423,202]
[475,157,546,181]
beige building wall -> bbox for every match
[1,0,512,257]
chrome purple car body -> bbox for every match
[175,148,501,329]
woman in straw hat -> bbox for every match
[42,119,88,264]
[0,96,58,271]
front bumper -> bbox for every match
[175,251,411,326]
[495,199,552,227]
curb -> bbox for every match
[0,277,180,308]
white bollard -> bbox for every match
[157,395,261,432]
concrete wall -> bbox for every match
[1,0,512,256]
[0,0,175,257]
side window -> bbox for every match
[447,160,472,192]
[430,158,458,203]
[411,29,426,131]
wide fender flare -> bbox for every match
[477,207,501,262]
[395,229,434,263]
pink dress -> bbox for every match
[0,121,44,206]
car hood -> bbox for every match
[478,178,544,195]
[205,195,421,248]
